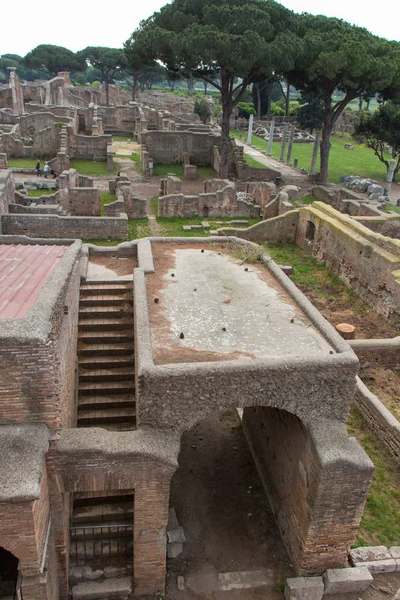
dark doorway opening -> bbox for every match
[0,547,18,598]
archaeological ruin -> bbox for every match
[0,64,399,600]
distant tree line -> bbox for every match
[2,0,400,183]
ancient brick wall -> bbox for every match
[1,213,128,240]
[141,130,216,165]
[0,467,50,570]
[242,407,373,574]
[354,377,400,459]
[296,203,400,327]
[0,169,15,218]
[217,210,299,243]
[67,188,100,216]
[47,439,177,598]
[0,245,80,430]
[67,131,111,161]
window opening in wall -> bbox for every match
[0,547,19,598]
[305,220,316,242]
[69,491,134,568]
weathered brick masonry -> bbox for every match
[1,213,128,240]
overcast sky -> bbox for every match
[1,0,399,57]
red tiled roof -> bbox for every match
[0,244,68,319]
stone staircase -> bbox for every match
[77,281,136,431]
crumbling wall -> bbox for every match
[67,129,111,161]
[66,188,100,216]
[141,130,217,165]
[296,203,400,327]
[0,169,15,219]
[217,210,299,243]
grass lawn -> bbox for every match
[112,136,132,142]
[69,160,118,176]
[153,164,217,179]
[232,130,391,184]
[27,189,56,197]
[8,158,38,169]
[242,154,267,169]
[151,196,159,217]
[385,202,400,215]
[264,241,367,312]
[100,193,116,216]
[157,215,261,237]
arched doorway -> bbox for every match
[0,547,19,598]
[168,409,292,594]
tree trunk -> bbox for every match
[319,124,332,184]
[203,80,208,95]
[255,83,261,121]
[132,76,138,101]
[266,82,272,117]
[219,96,232,179]
[187,74,194,91]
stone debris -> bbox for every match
[166,507,186,559]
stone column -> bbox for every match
[286,125,295,165]
[279,123,289,162]
[384,159,396,197]
[7,67,24,115]
[246,114,254,145]
[309,130,321,175]
[267,119,275,156]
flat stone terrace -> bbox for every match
[147,243,334,364]
[0,244,68,318]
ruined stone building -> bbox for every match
[0,225,376,599]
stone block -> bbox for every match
[323,567,373,594]
[201,221,210,229]
[182,225,192,231]
[389,547,400,560]
[167,542,183,559]
[284,577,324,600]
[353,559,397,574]
[350,546,391,564]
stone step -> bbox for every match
[79,305,133,319]
[79,318,133,331]
[79,367,134,383]
[74,491,132,502]
[80,283,132,297]
[88,422,135,432]
[73,502,133,525]
[78,342,134,357]
[77,407,136,426]
[71,576,132,599]
[79,356,133,369]
[78,331,134,345]
[79,381,134,396]
[80,294,131,306]
[78,395,135,409]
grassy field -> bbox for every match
[70,160,117,176]
[8,158,40,169]
[27,189,56,197]
[112,136,132,142]
[153,164,217,179]
[242,154,267,169]
[232,130,391,184]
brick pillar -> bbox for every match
[133,481,170,596]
